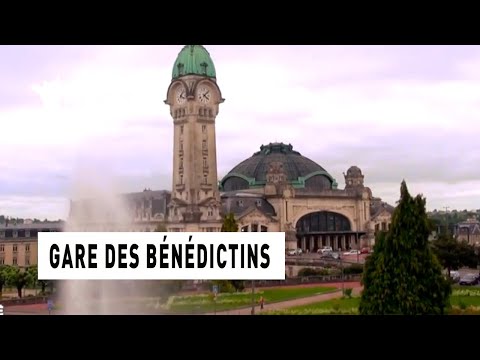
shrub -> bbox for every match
[332,300,341,312]
[211,280,235,293]
[452,289,480,297]
[298,268,329,277]
[344,288,353,298]
[230,280,245,292]
[344,264,364,275]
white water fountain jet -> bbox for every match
[58,163,159,315]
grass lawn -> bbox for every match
[265,296,360,315]
[264,287,480,315]
[449,288,480,313]
[167,286,337,313]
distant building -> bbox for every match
[0,222,64,268]
[69,189,170,232]
[455,217,480,246]
[369,198,395,236]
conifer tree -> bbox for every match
[220,212,243,291]
[359,181,451,315]
[221,212,238,232]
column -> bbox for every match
[333,236,337,250]
[317,236,321,250]
[341,235,346,250]
[327,235,331,248]
[350,234,355,249]
[301,236,306,251]
[310,236,314,252]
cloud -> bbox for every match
[0,195,69,220]
[0,45,479,219]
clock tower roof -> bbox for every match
[172,45,216,80]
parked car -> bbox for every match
[360,247,370,254]
[343,249,360,255]
[450,270,460,282]
[287,248,303,256]
[318,246,333,254]
[321,252,341,260]
[459,274,478,286]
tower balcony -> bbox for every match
[200,183,211,191]
[175,184,185,191]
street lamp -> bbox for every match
[356,232,360,264]
[339,256,344,296]
[251,280,255,315]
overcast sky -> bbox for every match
[1,45,479,219]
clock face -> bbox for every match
[197,86,211,104]
[176,87,186,104]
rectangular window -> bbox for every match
[13,257,17,265]
[203,175,208,184]
[203,157,207,168]
[25,244,30,252]
[180,141,183,151]
[202,125,206,133]
[25,256,30,266]
[180,125,184,134]
[179,158,183,169]
[0,244,3,252]
[13,244,18,252]
[202,140,207,150]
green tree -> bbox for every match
[154,222,168,232]
[26,265,50,294]
[211,280,235,293]
[221,212,238,232]
[220,212,243,291]
[229,280,245,291]
[7,268,30,298]
[359,181,451,315]
[0,265,13,297]
[432,235,478,277]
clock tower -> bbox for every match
[165,45,224,232]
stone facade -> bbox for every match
[221,161,379,252]
[455,218,480,245]
[67,45,394,252]
[165,73,224,232]
[0,222,63,267]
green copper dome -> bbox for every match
[220,142,338,192]
[172,45,216,80]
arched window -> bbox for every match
[296,211,351,234]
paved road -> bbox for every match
[2,303,56,315]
